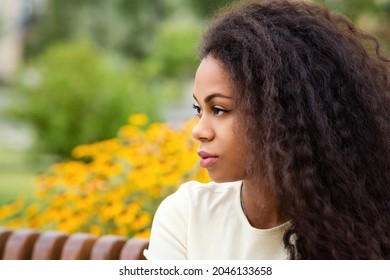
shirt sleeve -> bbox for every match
[144,183,190,259]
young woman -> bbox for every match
[145,0,390,259]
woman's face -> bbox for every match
[192,56,248,182]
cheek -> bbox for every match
[233,137,250,174]
[233,150,248,176]
[226,135,249,174]
[227,126,248,156]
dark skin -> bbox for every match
[198,0,390,259]
[193,55,286,230]
[242,179,286,229]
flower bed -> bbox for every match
[0,114,209,238]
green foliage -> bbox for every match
[25,0,171,59]
[8,41,160,158]
[317,0,382,20]
[146,19,201,79]
[10,0,389,161]
[188,0,237,18]
[317,0,390,49]
[8,5,203,159]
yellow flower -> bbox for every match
[134,228,151,239]
[128,113,148,127]
[89,225,103,236]
[2,114,210,237]
[26,204,40,218]
[132,212,152,232]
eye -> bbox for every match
[192,104,202,117]
[212,107,229,116]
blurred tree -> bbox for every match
[317,0,390,49]
[23,0,243,59]
[8,42,160,158]
[187,0,237,18]
[25,0,173,59]
[8,0,389,159]
[9,0,205,158]
[24,0,390,61]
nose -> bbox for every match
[192,117,214,142]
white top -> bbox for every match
[144,180,290,259]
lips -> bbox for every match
[197,151,218,168]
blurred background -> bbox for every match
[0,0,389,237]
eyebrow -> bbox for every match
[193,93,232,103]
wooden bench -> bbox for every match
[0,227,149,260]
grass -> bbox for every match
[0,172,36,204]
[0,148,52,205]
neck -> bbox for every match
[241,179,286,229]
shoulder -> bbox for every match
[154,180,241,221]
[146,180,241,259]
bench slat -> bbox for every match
[60,233,97,260]
[0,227,13,259]
[32,231,69,260]
[119,238,149,260]
[0,227,148,260]
[2,229,40,260]
[90,235,127,260]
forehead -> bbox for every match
[196,56,229,79]
[194,56,233,98]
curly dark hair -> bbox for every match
[199,0,390,259]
